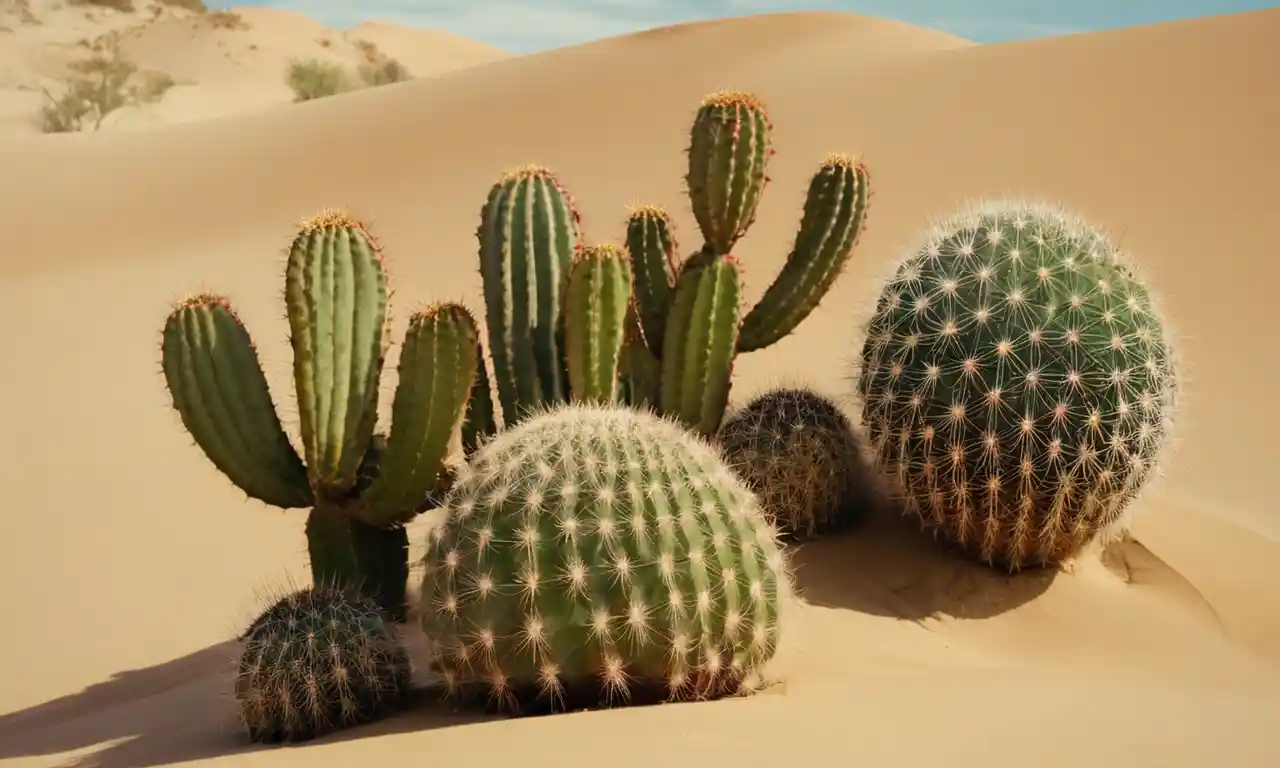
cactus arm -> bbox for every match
[565,244,632,404]
[685,91,773,255]
[624,205,678,356]
[739,156,870,353]
[161,295,313,509]
[477,166,580,426]
[357,303,479,527]
[284,210,389,498]
[460,342,497,456]
[659,254,742,436]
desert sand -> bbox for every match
[1,3,1279,766]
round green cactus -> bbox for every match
[235,584,412,743]
[418,403,787,713]
[718,387,873,541]
[855,201,1179,570]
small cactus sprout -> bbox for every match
[419,403,787,714]
[235,584,412,743]
[718,387,872,541]
[160,210,479,620]
[621,91,872,435]
[855,200,1180,570]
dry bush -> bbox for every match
[205,9,246,29]
[68,0,135,11]
[158,0,207,11]
[38,49,173,132]
[285,58,354,102]
[353,39,412,87]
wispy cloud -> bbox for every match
[217,0,1274,53]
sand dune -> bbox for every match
[0,0,508,135]
[1,5,1279,767]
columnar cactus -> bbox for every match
[718,387,873,540]
[622,90,872,436]
[235,584,412,743]
[160,210,479,619]
[855,201,1180,570]
[418,403,787,713]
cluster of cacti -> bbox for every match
[620,90,872,437]
[718,387,872,541]
[160,210,479,620]
[235,584,412,743]
[855,200,1179,570]
[418,402,787,713]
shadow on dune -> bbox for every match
[787,504,1058,621]
[0,641,497,768]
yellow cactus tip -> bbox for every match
[700,89,765,110]
[580,242,625,261]
[821,152,860,168]
[296,207,365,235]
[173,291,231,313]
[500,163,556,182]
[625,202,670,219]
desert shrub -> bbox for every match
[205,9,245,29]
[38,50,172,132]
[357,56,410,86]
[68,0,134,11]
[285,58,354,102]
[158,0,207,11]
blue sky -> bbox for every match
[215,0,1279,53]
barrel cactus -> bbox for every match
[620,90,873,436]
[855,200,1180,570]
[160,210,479,620]
[718,387,873,541]
[418,403,787,713]
[236,584,412,743]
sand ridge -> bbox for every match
[1,5,1279,767]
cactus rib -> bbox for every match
[285,210,389,498]
[659,253,742,436]
[685,90,772,255]
[358,303,479,526]
[565,244,632,403]
[161,294,312,509]
[624,204,678,355]
[477,165,581,426]
[738,155,870,352]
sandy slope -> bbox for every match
[1,6,1279,767]
[0,0,508,135]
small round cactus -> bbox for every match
[718,387,873,541]
[418,403,787,713]
[855,201,1179,570]
[235,585,412,743]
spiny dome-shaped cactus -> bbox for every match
[235,584,412,743]
[718,387,873,541]
[418,403,787,713]
[856,201,1179,570]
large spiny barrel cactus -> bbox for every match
[855,201,1180,570]
[160,210,478,619]
[619,90,873,436]
[418,403,787,713]
[235,584,412,743]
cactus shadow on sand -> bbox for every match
[786,500,1059,621]
[0,642,497,768]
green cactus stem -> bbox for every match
[624,204,678,356]
[477,165,582,426]
[685,90,773,255]
[357,303,479,526]
[564,244,632,404]
[161,294,313,509]
[461,343,497,454]
[284,209,389,499]
[659,253,742,437]
[738,154,870,352]
[619,307,662,408]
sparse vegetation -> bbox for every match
[158,0,207,11]
[205,9,245,29]
[285,58,354,102]
[68,0,134,11]
[354,39,412,86]
[37,46,174,132]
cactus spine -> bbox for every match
[160,210,478,620]
[855,201,1179,570]
[419,403,787,713]
[623,91,872,436]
